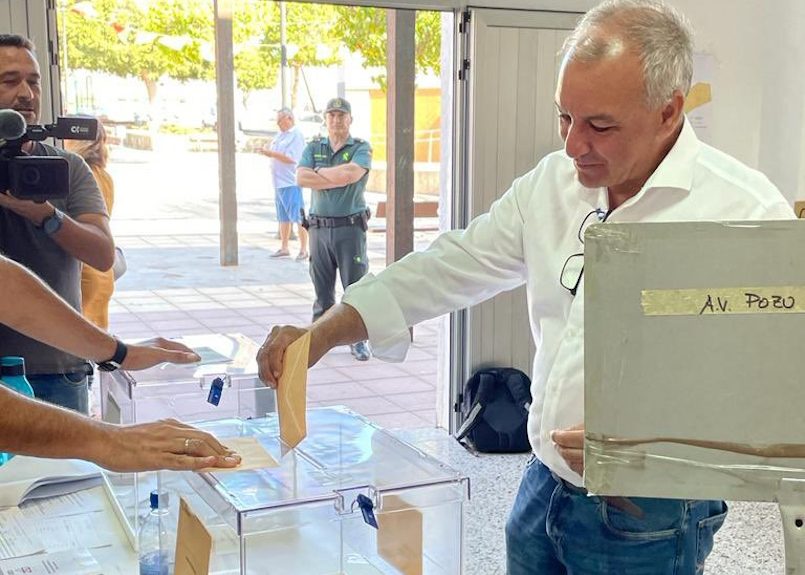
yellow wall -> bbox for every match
[369,87,442,163]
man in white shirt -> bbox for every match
[260,107,309,260]
[256,1,793,572]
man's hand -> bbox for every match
[95,419,241,472]
[552,423,585,476]
[0,192,52,225]
[257,325,311,388]
[257,305,368,388]
[121,337,201,371]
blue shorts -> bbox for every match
[275,185,304,223]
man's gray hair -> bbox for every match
[562,0,694,108]
[276,107,294,120]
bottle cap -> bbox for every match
[149,490,169,509]
[0,357,25,377]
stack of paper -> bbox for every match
[0,457,102,508]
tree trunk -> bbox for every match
[140,71,158,104]
[140,71,159,130]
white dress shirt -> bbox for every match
[343,118,794,486]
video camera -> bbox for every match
[0,109,98,202]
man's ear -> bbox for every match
[660,89,685,134]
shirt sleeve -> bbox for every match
[343,177,530,361]
[64,152,107,219]
[298,141,315,169]
[351,141,372,170]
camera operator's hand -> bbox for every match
[0,191,114,271]
[0,191,53,226]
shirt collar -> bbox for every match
[323,135,355,150]
[641,115,700,192]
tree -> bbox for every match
[232,2,342,110]
[62,0,214,107]
[231,0,279,100]
[62,0,444,113]
[334,7,441,87]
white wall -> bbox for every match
[666,0,805,202]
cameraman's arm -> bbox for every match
[0,194,114,271]
[48,208,114,271]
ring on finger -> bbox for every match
[184,438,192,453]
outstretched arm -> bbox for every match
[0,256,199,367]
[0,255,240,471]
[0,386,240,471]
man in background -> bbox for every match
[0,34,114,414]
[260,107,308,261]
[296,97,373,361]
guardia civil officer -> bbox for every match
[296,98,372,361]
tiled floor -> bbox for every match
[108,229,443,429]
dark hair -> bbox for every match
[0,34,36,52]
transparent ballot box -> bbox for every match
[99,333,275,425]
[172,406,469,574]
[100,333,275,539]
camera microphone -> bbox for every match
[0,109,26,145]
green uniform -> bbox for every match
[299,136,373,320]
[299,136,372,216]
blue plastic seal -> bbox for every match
[356,494,378,529]
[207,377,224,406]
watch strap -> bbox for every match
[97,338,128,372]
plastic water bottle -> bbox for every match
[138,490,175,575]
[0,357,35,466]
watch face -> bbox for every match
[44,211,63,235]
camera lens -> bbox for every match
[21,166,41,186]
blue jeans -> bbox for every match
[505,459,728,575]
[28,372,90,414]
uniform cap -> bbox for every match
[325,98,351,114]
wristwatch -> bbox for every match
[42,208,65,236]
[97,338,128,372]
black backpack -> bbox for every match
[454,367,532,453]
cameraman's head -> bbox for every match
[0,35,40,127]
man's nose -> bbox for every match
[563,123,590,159]
[15,82,34,102]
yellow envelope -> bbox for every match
[174,497,212,575]
[198,436,278,474]
[278,331,310,449]
[377,495,423,575]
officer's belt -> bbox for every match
[308,210,367,229]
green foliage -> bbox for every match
[158,122,210,134]
[63,0,214,90]
[62,0,443,99]
[334,7,442,87]
[231,1,341,95]
[232,0,278,94]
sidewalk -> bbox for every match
[108,227,442,429]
